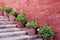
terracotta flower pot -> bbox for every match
[28,28,35,36]
[47,37,53,40]
[9,15,15,22]
[0,11,3,16]
[4,12,8,17]
[43,37,53,40]
[17,22,24,28]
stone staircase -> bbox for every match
[0,16,42,40]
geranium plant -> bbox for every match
[16,11,26,22]
[9,11,17,17]
[3,6,11,13]
[26,21,38,36]
[39,24,54,40]
[26,21,38,29]
[16,11,26,28]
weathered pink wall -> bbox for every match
[0,0,60,40]
[0,0,4,16]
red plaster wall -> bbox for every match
[0,0,4,16]
[1,0,60,40]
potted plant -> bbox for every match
[26,21,38,36]
[39,24,55,40]
[16,11,26,28]
[0,7,3,16]
[9,11,17,22]
[3,6,11,16]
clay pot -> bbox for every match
[28,28,35,36]
[47,37,53,40]
[17,22,24,28]
[43,37,53,40]
[4,12,8,17]
[0,11,3,16]
[9,15,15,22]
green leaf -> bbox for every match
[9,11,17,17]
[26,21,38,28]
[3,6,11,13]
[39,24,54,39]
[16,11,26,22]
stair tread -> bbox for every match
[0,16,9,21]
[0,31,27,38]
[0,16,8,19]
[0,16,8,17]
[0,24,17,29]
[0,16,39,40]
[0,28,20,32]
[0,19,9,20]
[0,31,27,35]
[0,21,17,24]
[0,35,38,40]
[0,28,27,33]
[0,24,16,27]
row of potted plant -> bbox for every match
[26,22,54,40]
[0,6,55,40]
[0,6,17,22]
[0,6,11,16]
[15,10,55,40]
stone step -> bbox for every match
[0,28,27,33]
[0,21,17,24]
[0,19,9,21]
[0,28,20,33]
[0,31,27,38]
[0,24,17,29]
[0,16,39,40]
[0,35,38,40]
[0,16,8,19]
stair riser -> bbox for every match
[0,23,16,25]
[0,22,16,24]
[0,26,16,29]
[0,35,38,40]
[0,21,16,24]
[0,18,8,19]
[0,24,17,28]
[0,33,26,39]
[0,30,20,33]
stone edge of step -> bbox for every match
[0,35,38,40]
[0,31,27,38]
[0,28,28,33]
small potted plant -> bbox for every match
[0,7,3,16]
[26,21,38,36]
[16,11,26,28]
[3,6,11,16]
[9,11,17,22]
[39,24,55,40]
